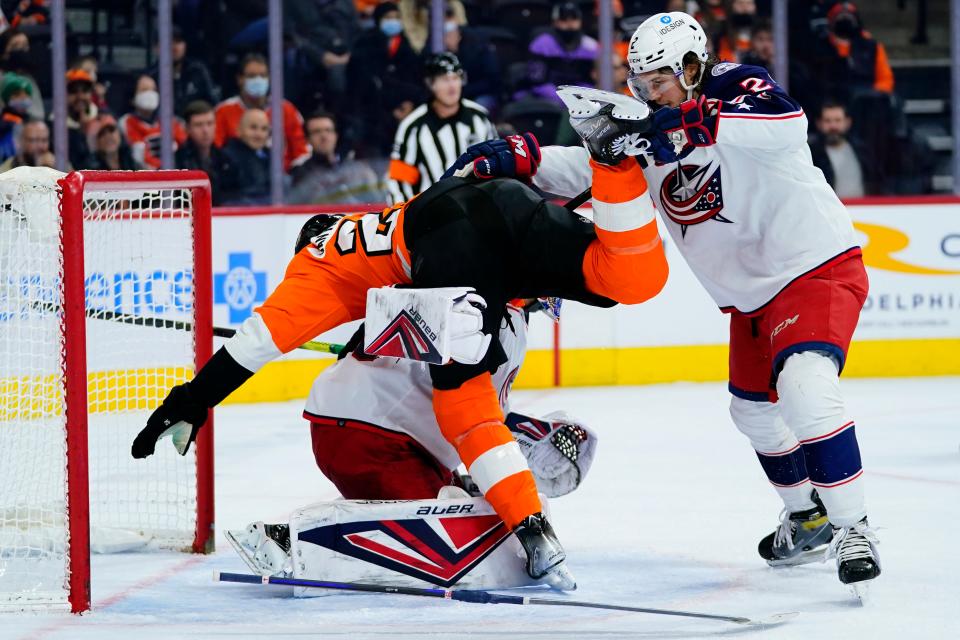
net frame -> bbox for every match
[59,170,213,613]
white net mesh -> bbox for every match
[0,169,203,609]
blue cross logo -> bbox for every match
[660,15,672,24]
[214,252,267,323]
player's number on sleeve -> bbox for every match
[335,208,399,257]
[739,77,774,93]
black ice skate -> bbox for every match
[513,512,576,591]
[758,491,833,567]
[828,517,880,601]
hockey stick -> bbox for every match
[563,187,592,211]
[45,303,344,355]
[214,571,797,627]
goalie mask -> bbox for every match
[557,85,652,165]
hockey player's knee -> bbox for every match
[729,395,791,452]
[776,351,845,439]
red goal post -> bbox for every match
[0,169,213,613]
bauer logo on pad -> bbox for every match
[298,515,511,587]
[364,308,443,363]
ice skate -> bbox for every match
[828,517,880,603]
[225,522,293,578]
[513,512,576,591]
[758,491,833,567]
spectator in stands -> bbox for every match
[386,52,495,203]
[62,68,97,169]
[347,2,423,157]
[289,111,385,204]
[740,19,817,116]
[0,28,43,121]
[714,0,757,62]
[150,26,218,117]
[88,113,142,171]
[220,108,271,205]
[283,0,358,114]
[399,0,466,54]
[822,2,894,101]
[442,16,500,113]
[119,74,188,169]
[0,72,33,161]
[215,53,309,172]
[5,1,48,28]
[808,100,879,198]
[0,119,54,172]
[176,100,227,204]
[525,2,598,103]
[70,55,109,113]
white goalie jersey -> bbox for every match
[303,304,527,471]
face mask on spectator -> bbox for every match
[832,17,859,39]
[5,49,31,71]
[8,97,31,114]
[729,13,754,29]
[380,18,404,37]
[134,89,160,112]
[244,76,269,98]
[556,27,581,45]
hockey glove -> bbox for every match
[439,133,541,180]
[132,347,254,459]
[652,96,719,149]
[506,410,597,498]
[132,384,208,458]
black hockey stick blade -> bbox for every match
[214,571,798,626]
[564,187,592,211]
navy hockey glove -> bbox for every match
[652,96,719,148]
[440,133,541,180]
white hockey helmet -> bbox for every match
[627,12,709,100]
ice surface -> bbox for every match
[3,378,958,639]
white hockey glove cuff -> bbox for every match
[363,286,492,365]
[505,410,597,497]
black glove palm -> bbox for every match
[132,384,208,459]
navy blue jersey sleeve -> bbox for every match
[702,63,808,151]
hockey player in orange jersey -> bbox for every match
[132,130,668,589]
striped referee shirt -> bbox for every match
[387,99,497,204]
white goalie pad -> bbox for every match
[286,496,540,594]
[363,286,491,365]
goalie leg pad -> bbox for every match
[287,496,547,593]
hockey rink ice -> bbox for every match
[5,377,959,639]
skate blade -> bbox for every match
[225,528,268,576]
[849,580,870,605]
[765,547,827,567]
[739,611,800,626]
[540,563,577,591]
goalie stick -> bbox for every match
[214,571,798,627]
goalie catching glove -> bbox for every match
[556,85,653,166]
[505,410,597,498]
[440,133,541,181]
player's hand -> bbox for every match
[132,384,208,459]
[439,133,541,180]
[652,96,719,148]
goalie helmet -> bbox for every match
[627,12,708,99]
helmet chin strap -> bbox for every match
[678,63,705,100]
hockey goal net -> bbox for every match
[0,168,213,612]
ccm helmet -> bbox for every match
[424,52,464,80]
[627,12,708,100]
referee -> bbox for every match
[387,52,497,204]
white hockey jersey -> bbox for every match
[303,305,528,470]
[534,64,860,314]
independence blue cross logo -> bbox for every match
[214,252,267,323]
